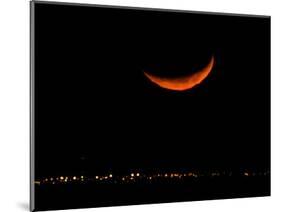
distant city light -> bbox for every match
[34,181,41,185]
[34,169,269,186]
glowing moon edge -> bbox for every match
[144,56,215,91]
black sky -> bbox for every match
[34,3,270,178]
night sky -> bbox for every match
[34,2,270,181]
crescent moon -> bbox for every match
[144,56,215,91]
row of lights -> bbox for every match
[95,174,113,181]
[35,171,269,185]
[35,175,85,185]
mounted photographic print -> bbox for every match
[30,1,270,211]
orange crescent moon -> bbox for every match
[144,56,215,91]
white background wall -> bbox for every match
[0,0,280,211]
